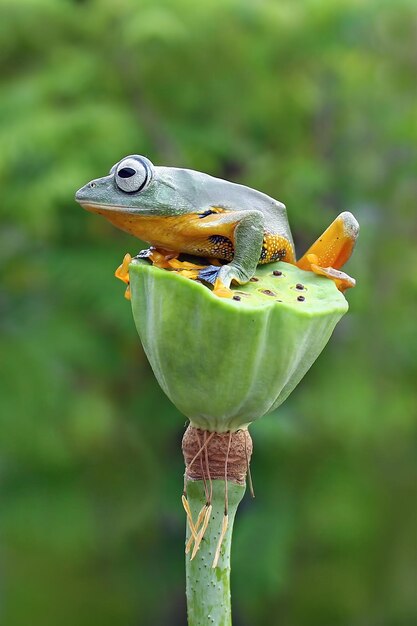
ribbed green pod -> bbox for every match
[129,259,348,432]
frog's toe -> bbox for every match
[306,254,356,292]
[115,253,133,300]
[168,259,206,271]
[213,279,233,299]
[115,253,132,284]
[197,265,233,297]
[198,265,222,285]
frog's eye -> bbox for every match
[115,157,153,193]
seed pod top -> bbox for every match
[129,259,348,432]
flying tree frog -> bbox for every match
[75,155,359,296]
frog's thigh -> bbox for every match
[259,234,295,264]
[202,210,264,274]
[297,211,359,270]
[196,210,264,276]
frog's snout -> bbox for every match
[75,173,114,208]
[75,180,97,204]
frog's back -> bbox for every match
[157,166,292,240]
[152,166,295,264]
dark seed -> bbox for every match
[233,295,241,301]
[250,277,259,282]
[273,270,282,276]
[262,289,276,296]
[276,299,283,302]
[297,295,305,301]
[296,283,304,290]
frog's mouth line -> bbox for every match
[78,201,146,215]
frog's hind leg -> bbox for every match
[116,248,209,299]
[296,211,359,291]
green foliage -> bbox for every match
[0,0,415,624]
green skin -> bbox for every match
[75,154,295,287]
[185,479,245,626]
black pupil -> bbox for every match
[118,167,136,178]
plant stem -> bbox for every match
[185,479,245,626]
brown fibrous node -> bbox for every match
[182,426,253,485]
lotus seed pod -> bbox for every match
[129,258,348,432]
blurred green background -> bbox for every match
[1,0,416,625]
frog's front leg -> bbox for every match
[198,210,265,297]
[135,246,179,269]
[296,211,359,291]
[137,247,207,278]
[116,248,181,300]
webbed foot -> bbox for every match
[168,259,206,279]
[297,211,359,291]
[198,265,233,298]
[198,265,222,285]
[304,254,356,291]
[115,253,132,300]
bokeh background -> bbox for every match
[1,1,416,625]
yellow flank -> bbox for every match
[88,207,236,256]
[86,204,295,264]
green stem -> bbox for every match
[185,479,245,626]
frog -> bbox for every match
[75,154,359,297]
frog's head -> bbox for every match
[75,155,194,217]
